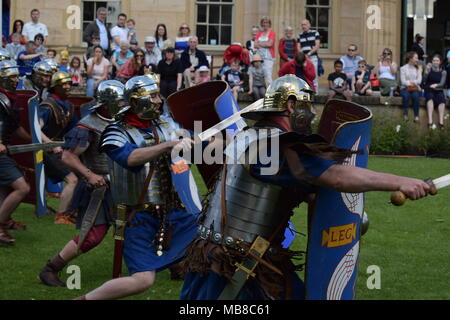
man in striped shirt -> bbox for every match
[298,19,320,91]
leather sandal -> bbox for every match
[5,219,27,231]
[0,224,15,245]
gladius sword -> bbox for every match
[390,175,450,206]
[7,141,64,155]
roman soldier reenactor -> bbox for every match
[74,75,199,300]
[180,75,431,300]
[39,80,126,287]
[0,60,31,245]
[39,71,79,224]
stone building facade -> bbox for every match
[7,0,404,86]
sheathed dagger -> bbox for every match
[390,175,449,206]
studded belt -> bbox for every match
[197,224,244,249]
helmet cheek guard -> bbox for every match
[124,75,161,121]
[242,74,315,122]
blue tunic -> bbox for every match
[180,151,336,300]
[104,127,198,275]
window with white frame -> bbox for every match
[305,0,331,49]
[196,0,234,46]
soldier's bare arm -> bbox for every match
[315,164,430,200]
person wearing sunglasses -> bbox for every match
[374,48,398,96]
[115,48,146,83]
[175,24,191,57]
[340,44,363,90]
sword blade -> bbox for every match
[197,98,264,141]
[433,174,450,190]
[8,142,64,155]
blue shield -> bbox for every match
[305,100,373,300]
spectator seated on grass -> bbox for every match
[327,59,352,102]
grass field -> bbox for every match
[1,156,449,300]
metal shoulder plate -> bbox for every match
[78,112,111,134]
[100,122,130,151]
[0,93,12,115]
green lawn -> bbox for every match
[0,156,449,300]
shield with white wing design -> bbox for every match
[304,99,372,300]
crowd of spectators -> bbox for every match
[4,9,450,129]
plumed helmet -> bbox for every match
[50,71,72,88]
[0,60,19,91]
[242,74,314,120]
[94,80,127,118]
[124,75,161,120]
[0,48,11,61]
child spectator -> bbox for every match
[83,33,101,68]
[47,49,57,59]
[34,33,46,55]
[58,49,70,72]
[247,53,267,101]
[352,60,373,96]
[327,59,352,101]
[68,56,83,86]
[127,19,137,44]
[222,59,243,101]
[5,33,25,59]
[195,65,211,85]
[130,40,139,53]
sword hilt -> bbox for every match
[390,178,438,206]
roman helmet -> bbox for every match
[31,61,53,88]
[0,60,20,91]
[242,74,315,134]
[124,75,161,120]
[41,58,59,74]
[0,48,11,61]
[93,80,126,120]
[50,71,72,89]
[143,71,160,85]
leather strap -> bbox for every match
[220,164,228,236]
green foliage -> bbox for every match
[370,115,450,157]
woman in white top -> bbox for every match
[399,51,422,122]
[374,48,398,96]
[254,16,276,85]
[86,46,110,97]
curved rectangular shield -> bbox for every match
[167,81,246,187]
[67,95,97,119]
[10,90,45,216]
[305,99,373,300]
